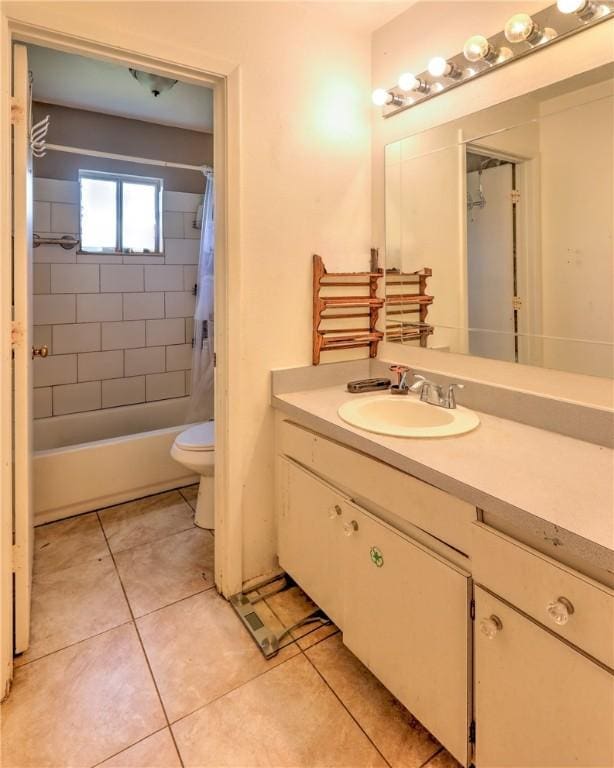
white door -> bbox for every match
[343,506,472,766]
[12,43,34,656]
[467,164,516,362]
[475,587,614,768]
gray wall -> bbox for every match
[33,102,212,193]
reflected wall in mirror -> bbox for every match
[385,64,613,378]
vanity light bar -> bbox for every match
[372,0,613,117]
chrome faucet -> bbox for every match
[409,375,464,409]
[389,364,411,394]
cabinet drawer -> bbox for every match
[473,523,614,669]
[475,587,614,768]
[278,419,475,555]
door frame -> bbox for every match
[0,16,243,695]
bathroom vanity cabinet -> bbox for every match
[275,417,614,768]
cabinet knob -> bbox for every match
[343,520,359,537]
[479,615,503,640]
[328,504,342,520]
[546,597,574,626]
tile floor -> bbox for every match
[1,487,460,768]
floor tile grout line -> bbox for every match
[134,583,215,621]
[95,510,186,768]
[89,724,170,768]
[167,650,301,728]
[419,746,446,768]
[300,648,394,768]
[107,519,208,559]
[12,618,134,670]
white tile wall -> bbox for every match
[163,211,184,238]
[146,318,185,347]
[145,265,184,292]
[53,382,101,415]
[165,292,196,319]
[77,294,123,323]
[53,323,100,354]
[164,191,202,213]
[166,343,193,371]
[164,239,199,265]
[34,354,77,387]
[33,264,51,295]
[124,346,165,377]
[33,178,200,418]
[123,292,164,321]
[78,350,124,382]
[33,326,52,352]
[101,265,144,293]
[34,295,76,325]
[34,179,79,204]
[102,321,146,350]
[33,387,52,419]
[50,264,99,294]
[102,376,145,408]
[34,202,51,232]
[146,371,185,401]
[51,203,79,234]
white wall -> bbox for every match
[372,2,614,406]
[1,1,374,584]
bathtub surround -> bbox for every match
[32,177,202,419]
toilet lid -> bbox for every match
[175,422,215,452]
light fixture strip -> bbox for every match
[378,1,613,118]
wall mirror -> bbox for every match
[385,63,613,378]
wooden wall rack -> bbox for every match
[313,253,384,365]
[385,268,434,347]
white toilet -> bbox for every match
[171,421,215,529]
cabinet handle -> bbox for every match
[479,615,503,640]
[32,345,49,358]
[328,504,342,520]
[343,520,359,537]
[546,597,574,626]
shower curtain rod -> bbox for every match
[45,143,212,174]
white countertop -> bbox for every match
[273,385,614,571]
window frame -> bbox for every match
[78,169,164,255]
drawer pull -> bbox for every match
[546,597,574,626]
[480,615,503,640]
[328,504,342,520]
[344,520,359,537]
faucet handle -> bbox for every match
[409,374,427,393]
[444,382,464,408]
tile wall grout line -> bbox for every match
[95,508,186,768]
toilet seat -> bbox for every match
[175,422,215,452]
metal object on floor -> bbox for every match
[230,576,331,659]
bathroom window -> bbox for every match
[79,171,163,254]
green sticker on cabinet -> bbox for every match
[370,546,384,567]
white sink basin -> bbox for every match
[338,395,480,438]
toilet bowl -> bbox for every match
[171,421,215,529]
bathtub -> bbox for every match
[33,397,199,525]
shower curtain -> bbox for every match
[187,171,214,423]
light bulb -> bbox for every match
[428,56,448,77]
[557,0,588,12]
[504,13,540,43]
[427,56,461,79]
[463,35,495,63]
[398,72,430,94]
[398,72,417,91]
[371,88,392,106]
